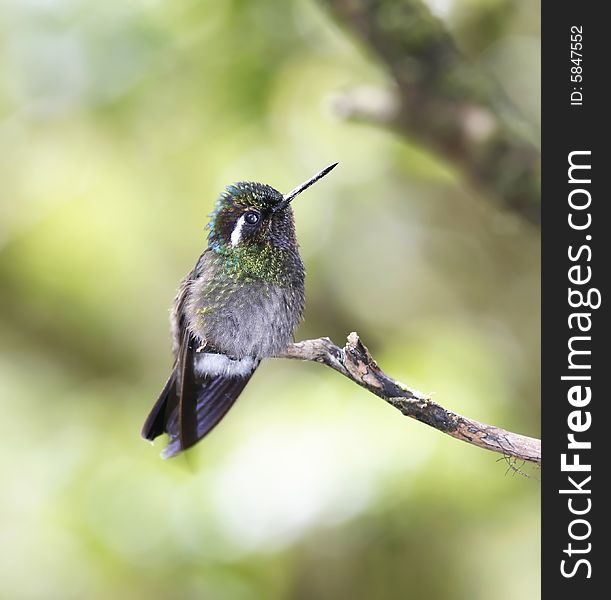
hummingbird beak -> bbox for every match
[275,162,338,212]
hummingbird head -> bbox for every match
[207,163,337,253]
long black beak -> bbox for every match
[275,162,338,212]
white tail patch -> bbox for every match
[230,215,246,247]
[195,353,255,378]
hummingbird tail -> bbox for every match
[141,359,258,458]
[141,369,179,442]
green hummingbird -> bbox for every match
[142,163,338,457]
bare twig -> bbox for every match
[277,332,541,465]
[322,0,540,226]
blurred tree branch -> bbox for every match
[323,0,541,226]
[278,333,541,466]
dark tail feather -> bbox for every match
[142,326,194,443]
[141,370,178,441]
[162,370,256,458]
[142,364,258,458]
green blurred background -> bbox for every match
[0,1,540,598]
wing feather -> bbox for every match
[142,259,258,457]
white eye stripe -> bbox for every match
[230,214,246,247]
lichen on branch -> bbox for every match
[277,332,541,465]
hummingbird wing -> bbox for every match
[141,333,258,457]
[141,368,178,441]
[141,271,194,443]
[162,360,257,458]
[141,265,258,457]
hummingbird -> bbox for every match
[142,163,338,457]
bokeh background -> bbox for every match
[0,1,540,598]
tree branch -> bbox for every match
[322,0,540,226]
[277,332,541,466]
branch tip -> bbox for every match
[277,332,541,466]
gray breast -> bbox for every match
[186,272,304,360]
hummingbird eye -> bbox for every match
[244,211,260,225]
